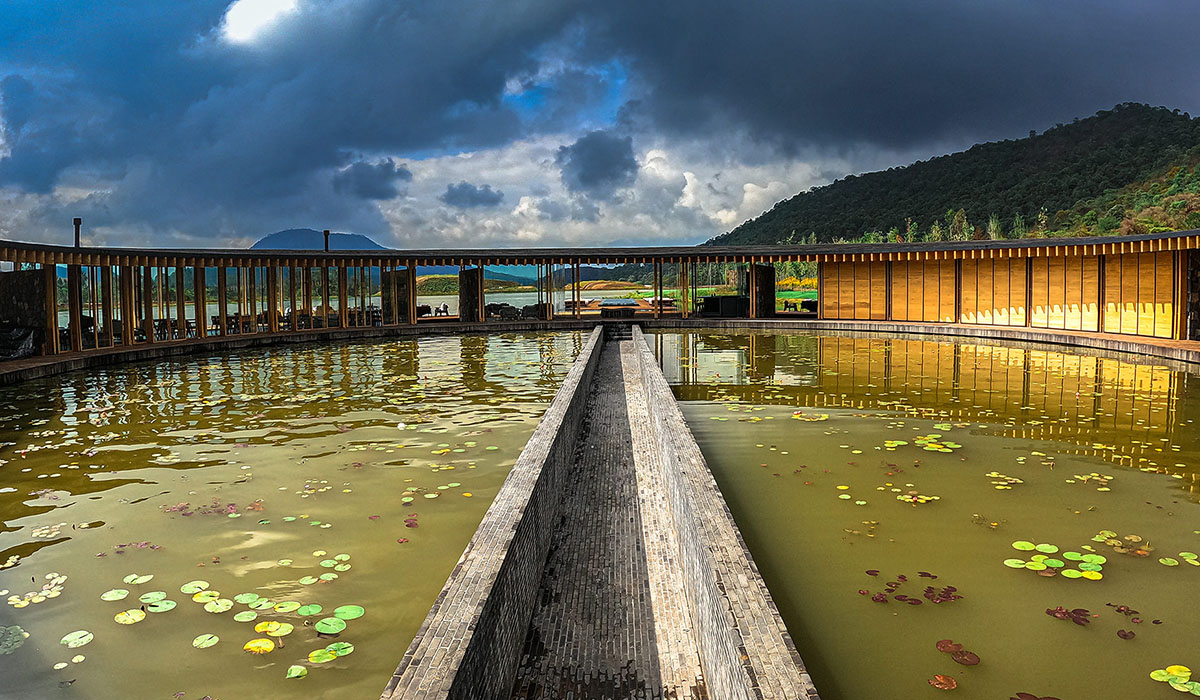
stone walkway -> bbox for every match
[510,334,706,700]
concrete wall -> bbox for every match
[0,268,48,328]
[631,326,819,699]
[382,326,604,700]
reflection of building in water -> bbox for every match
[460,334,488,391]
[659,331,1200,482]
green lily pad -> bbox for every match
[204,599,233,614]
[1061,569,1083,579]
[138,591,167,604]
[100,589,129,602]
[277,559,293,566]
[1160,557,1180,567]
[334,554,350,562]
[1043,559,1065,568]
[314,618,346,635]
[274,601,301,613]
[1081,554,1107,564]
[297,604,323,616]
[1179,552,1198,560]
[325,641,354,656]
[299,576,318,585]
[286,665,308,679]
[192,634,219,649]
[320,559,337,568]
[114,609,146,625]
[1002,559,1026,568]
[308,648,337,664]
[248,599,274,610]
[233,611,258,623]
[233,593,260,605]
[1024,561,1047,571]
[179,580,209,594]
[1030,554,1048,562]
[1062,551,1084,561]
[1078,563,1103,572]
[1011,541,1036,551]
[146,599,176,613]
[192,590,221,603]
[1034,543,1059,554]
[333,605,365,620]
[60,631,93,649]
[122,574,153,585]
[318,573,338,581]
[334,564,352,572]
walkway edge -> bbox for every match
[381,326,604,700]
[631,326,821,699]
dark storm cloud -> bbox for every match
[555,130,637,200]
[332,158,412,200]
[439,181,504,208]
[589,0,1200,150]
[2,0,1200,244]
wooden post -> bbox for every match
[680,261,689,319]
[406,264,417,325]
[655,260,663,319]
[217,266,228,336]
[746,262,755,319]
[101,266,114,347]
[119,266,135,345]
[43,265,59,355]
[67,263,83,352]
[142,266,155,343]
[816,261,824,320]
[1025,257,1033,327]
[288,265,298,331]
[194,266,206,338]
[338,265,349,328]
[267,266,279,332]
[248,266,258,332]
[175,265,187,339]
[302,265,312,327]
[321,264,331,328]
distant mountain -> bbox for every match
[709,103,1200,245]
[251,228,386,250]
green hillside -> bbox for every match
[709,103,1200,245]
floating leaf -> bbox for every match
[233,593,260,605]
[1011,541,1036,551]
[333,605,365,620]
[233,611,258,623]
[0,626,29,655]
[139,591,167,604]
[936,640,963,653]
[122,574,153,585]
[297,604,323,616]
[951,650,980,666]
[318,573,338,581]
[255,621,294,637]
[273,601,301,613]
[192,591,221,603]
[248,599,274,610]
[100,589,129,602]
[243,638,275,654]
[299,576,318,585]
[1003,559,1026,569]
[325,641,354,656]
[146,599,176,613]
[314,618,346,635]
[1034,544,1059,554]
[192,634,219,649]
[114,609,146,625]
[929,674,957,690]
[307,648,337,664]
[179,581,209,594]
[334,554,350,562]
[1160,558,1180,567]
[285,665,307,679]
[204,599,233,614]
[60,631,93,649]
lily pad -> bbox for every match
[255,621,295,637]
[192,634,219,649]
[1160,558,1180,567]
[138,591,167,604]
[60,631,93,649]
[243,638,275,654]
[333,605,365,620]
[191,590,221,603]
[114,609,146,625]
[146,599,176,613]
[1034,544,1059,554]
[326,641,355,656]
[286,665,308,679]
[1011,541,1036,551]
[233,593,260,605]
[1003,559,1026,568]
[203,599,233,614]
[100,589,129,602]
[274,601,301,613]
[299,576,318,585]
[314,617,347,635]
[233,611,258,623]
[928,674,957,690]
[318,572,338,581]
[308,647,337,664]
[248,599,274,610]
[0,626,29,655]
[122,574,153,585]
[179,581,209,594]
[297,604,323,616]
[1061,569,1083,579]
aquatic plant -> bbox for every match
[1149,665,1200,694]
[1045,606,1091,626]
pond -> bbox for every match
[0,331,584,699]
[650,330,1200,700]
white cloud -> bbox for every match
[221,0,299,44]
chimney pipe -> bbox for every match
[323,229,330,252]
[73,217,82,248]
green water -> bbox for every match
[651,331,1200,700]
[0,331,583,699]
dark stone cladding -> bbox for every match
[381,326,605,700]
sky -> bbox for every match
[2,0,1199,250]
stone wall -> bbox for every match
[631,326,819,699]
[0,268,48,328]
[381,326,604,700]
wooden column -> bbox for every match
[100,266,114,347]
[248,266,258,332]
[43,265,59,355]
[194,266,207,338]
[119,266,135,345]
[267,266,279,332]
[1025,257,1033,327]
[217,266,228,336]
[338,265,349,328]
[67,264,83,352]
[816,261,824,320]
[406,264,417,325]
[746,262,755,319]
[175,265,187,339]
[288,265,298,331]
[141,266,155,343]
[321,264,331,328]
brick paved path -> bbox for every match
[510,336,706,700]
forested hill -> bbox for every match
[709,103,1200,245]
